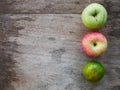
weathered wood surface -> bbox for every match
[0,14,120,90]
[0,0,104,14]
[0,0,120,90]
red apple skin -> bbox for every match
[81,32,107,57]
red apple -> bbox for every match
[81,32,107,57]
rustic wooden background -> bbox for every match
[0,0,120,90]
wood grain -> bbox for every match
[0,0,120,90]
[0,0,104,14]
[1,14,119,90]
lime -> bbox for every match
[82,61,105,82]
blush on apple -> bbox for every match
[81,32,107,57]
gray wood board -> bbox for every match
[0,0,104,14]
[0,0,120,90]
[0,14,120,90]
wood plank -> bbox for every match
[1,14,120,90]
[0,0,104,14]
[0,0,120,90]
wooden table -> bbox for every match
[0,0,120,90]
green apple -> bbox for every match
[82,61,105,82]
[81,3,108,29]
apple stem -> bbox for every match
[92,12,97,17]
[93,42,97,46]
